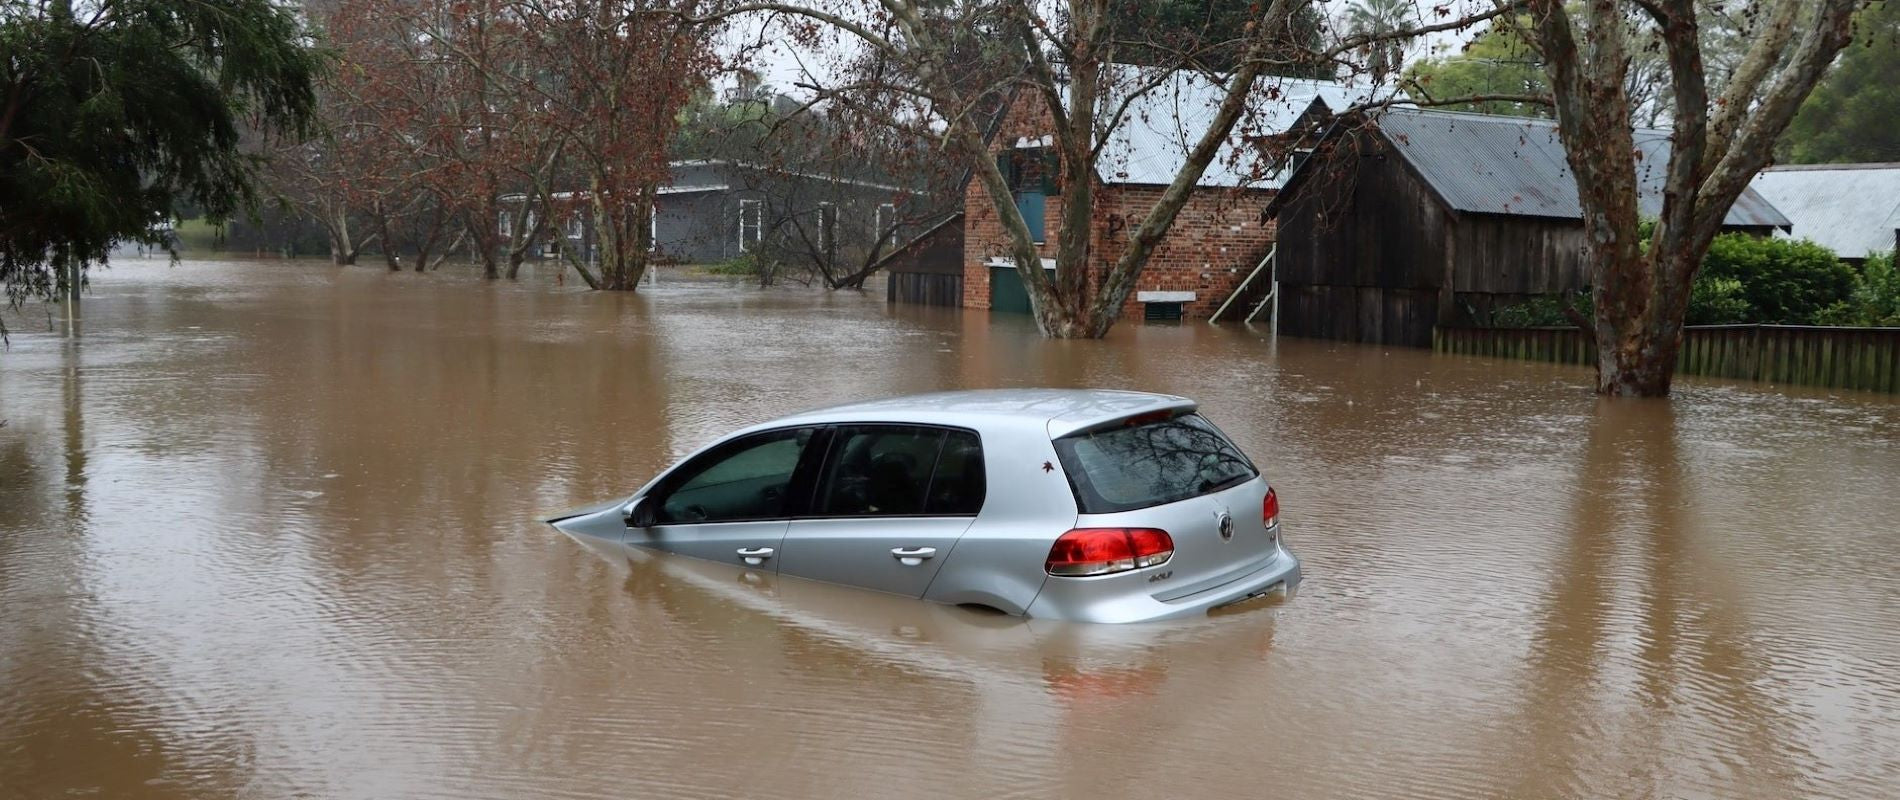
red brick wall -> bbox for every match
[962,93,1277,319]
[1095,186,1275,319]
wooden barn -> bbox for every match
[1264,109,1791,347]
[881,213,967,306]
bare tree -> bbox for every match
[518,0,724,291]
[1525,0,1863,395]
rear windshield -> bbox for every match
[1053,413,1258,514]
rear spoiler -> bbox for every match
[1047,396,1197,439]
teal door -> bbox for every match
[989,265,1032,315]
[1015,191,1046,243]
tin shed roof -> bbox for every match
[1080,67,1370,189]
[1750,164,1900,258]
[1367,109,1790,228]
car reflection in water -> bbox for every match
[558,531,1288,716]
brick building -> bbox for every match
[959,69,1361,321]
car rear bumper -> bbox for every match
[1023,544,1301,623]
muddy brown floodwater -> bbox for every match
[3,258,1900,799]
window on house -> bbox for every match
[738,198,762,251]
[999,146,1057,244]
[874,203,896,243]
[499,209,512,236]
[1003,147,1058,194]
[565,216,583,239]
[649,206,658,252]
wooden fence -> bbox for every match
[1433,324,1900,394]
[887,272,963,308]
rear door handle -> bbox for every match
[736,547,775,566]
[891,546,937,566]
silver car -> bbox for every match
[548,389,1300,623]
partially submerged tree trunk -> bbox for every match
[589,181,657,291]
[1527,0,1861,396]
[322,205,360,265]
[375,200,401,271]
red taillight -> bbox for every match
[1262,487,1280,529]
[1045,528,1174,576]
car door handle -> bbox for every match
[890,546,937,566]
[736,547,775,566]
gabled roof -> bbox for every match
[1750,164,1900,258]
[1079,66,1371,189]
[1270,108,1791,229]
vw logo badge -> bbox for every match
[1217,511,1235,541]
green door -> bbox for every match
[989,265,1032,315]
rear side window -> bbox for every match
[1053,413,1257,514]
[812,426,986,517]
[926,430,985,515]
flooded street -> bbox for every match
[4,257,1899,799]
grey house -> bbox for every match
[515,160,923,266]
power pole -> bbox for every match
[64,259,81,336]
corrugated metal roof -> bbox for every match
[1375,109,1790,228]
[1751,164,1900,257]
[1082,66,1372,188]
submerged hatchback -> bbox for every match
[549,389,1299,623]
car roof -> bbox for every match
[762,389,1197,439]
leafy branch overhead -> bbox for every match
[0,0,324,317]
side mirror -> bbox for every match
[622,496,656,528]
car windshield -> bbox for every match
[1053,412,1257,514]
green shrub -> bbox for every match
[1698,234,1855,324]
[1684,277,1749,325]
[1819,251,1900,326]
[706,252,760,276]
[1490,233,1856,328]
[1491,290,1590,328]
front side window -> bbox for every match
[1053,413,1256,514]
[811,426,985,517]
[658,428,813,524]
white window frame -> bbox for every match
[738,198,762,252]
[565,215,583,239]
[650,205,658,252]
[817,201,835,253]
[498,209,512,236]
[874,203,897,239]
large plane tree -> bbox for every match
[1526,0,1864,395]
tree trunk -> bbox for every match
[465,215,501,279]
[327,209,357,266]
[593,186,652,292]
[376,202,401,271]
[413,205,448,272]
